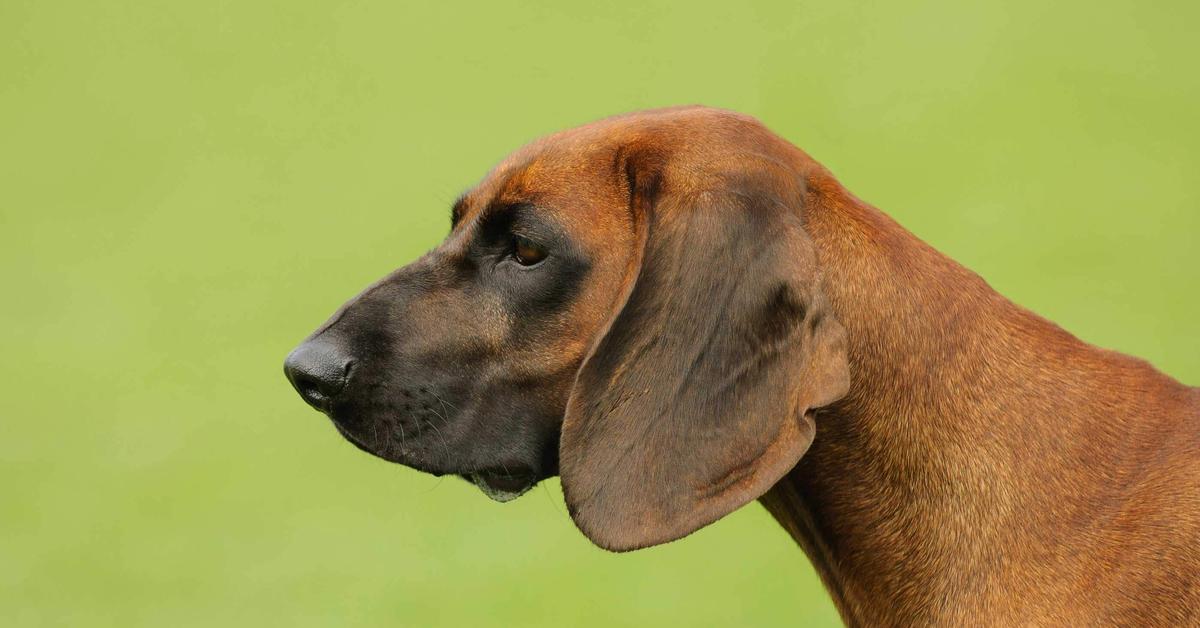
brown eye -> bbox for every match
[513,236,547,266]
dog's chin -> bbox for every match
[326,409,547,502]
[464,469,538,502]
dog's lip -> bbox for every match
[323,411,539,498]
[464,468,537,502]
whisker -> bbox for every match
[396,419,408,452]
[423,405,453,464]
[541,480,564,515]
[372,421,390,458]
[431,390,459,412]
[421,475,446,494]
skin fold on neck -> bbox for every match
[759,168,1198,626]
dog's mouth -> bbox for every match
[326,407,545,503]
[463,468,537,502]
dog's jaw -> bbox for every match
[465,470,537,502]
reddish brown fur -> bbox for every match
[761,161,1200,625]
[463,106,1200,625]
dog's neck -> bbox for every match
[759,171,1193,625]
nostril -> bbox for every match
[295,375,325,403]
[284,341,353,411]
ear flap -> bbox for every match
[560,178,850,551]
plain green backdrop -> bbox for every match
[2,0,1197,626]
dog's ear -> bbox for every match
[560,169,850,551]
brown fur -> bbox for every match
[288,105,1200,626]
[514,106,1200,625]
[743,120,1200,626]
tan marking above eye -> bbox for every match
[514,236,547,266]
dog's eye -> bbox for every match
[512,236,547,266]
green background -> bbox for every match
[3,1,1197,626]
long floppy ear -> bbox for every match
[560,173,850,551]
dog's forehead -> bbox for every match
[477,130,624,201]
[452,106,788,241]
[455,134,633,238]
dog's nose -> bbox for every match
[284,340,352,411]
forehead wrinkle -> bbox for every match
[495,156,550,203]
[455,128,637,243]
[463,152,546,210]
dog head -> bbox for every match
[284,106,850,550]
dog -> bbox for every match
[284,106,1200,626]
